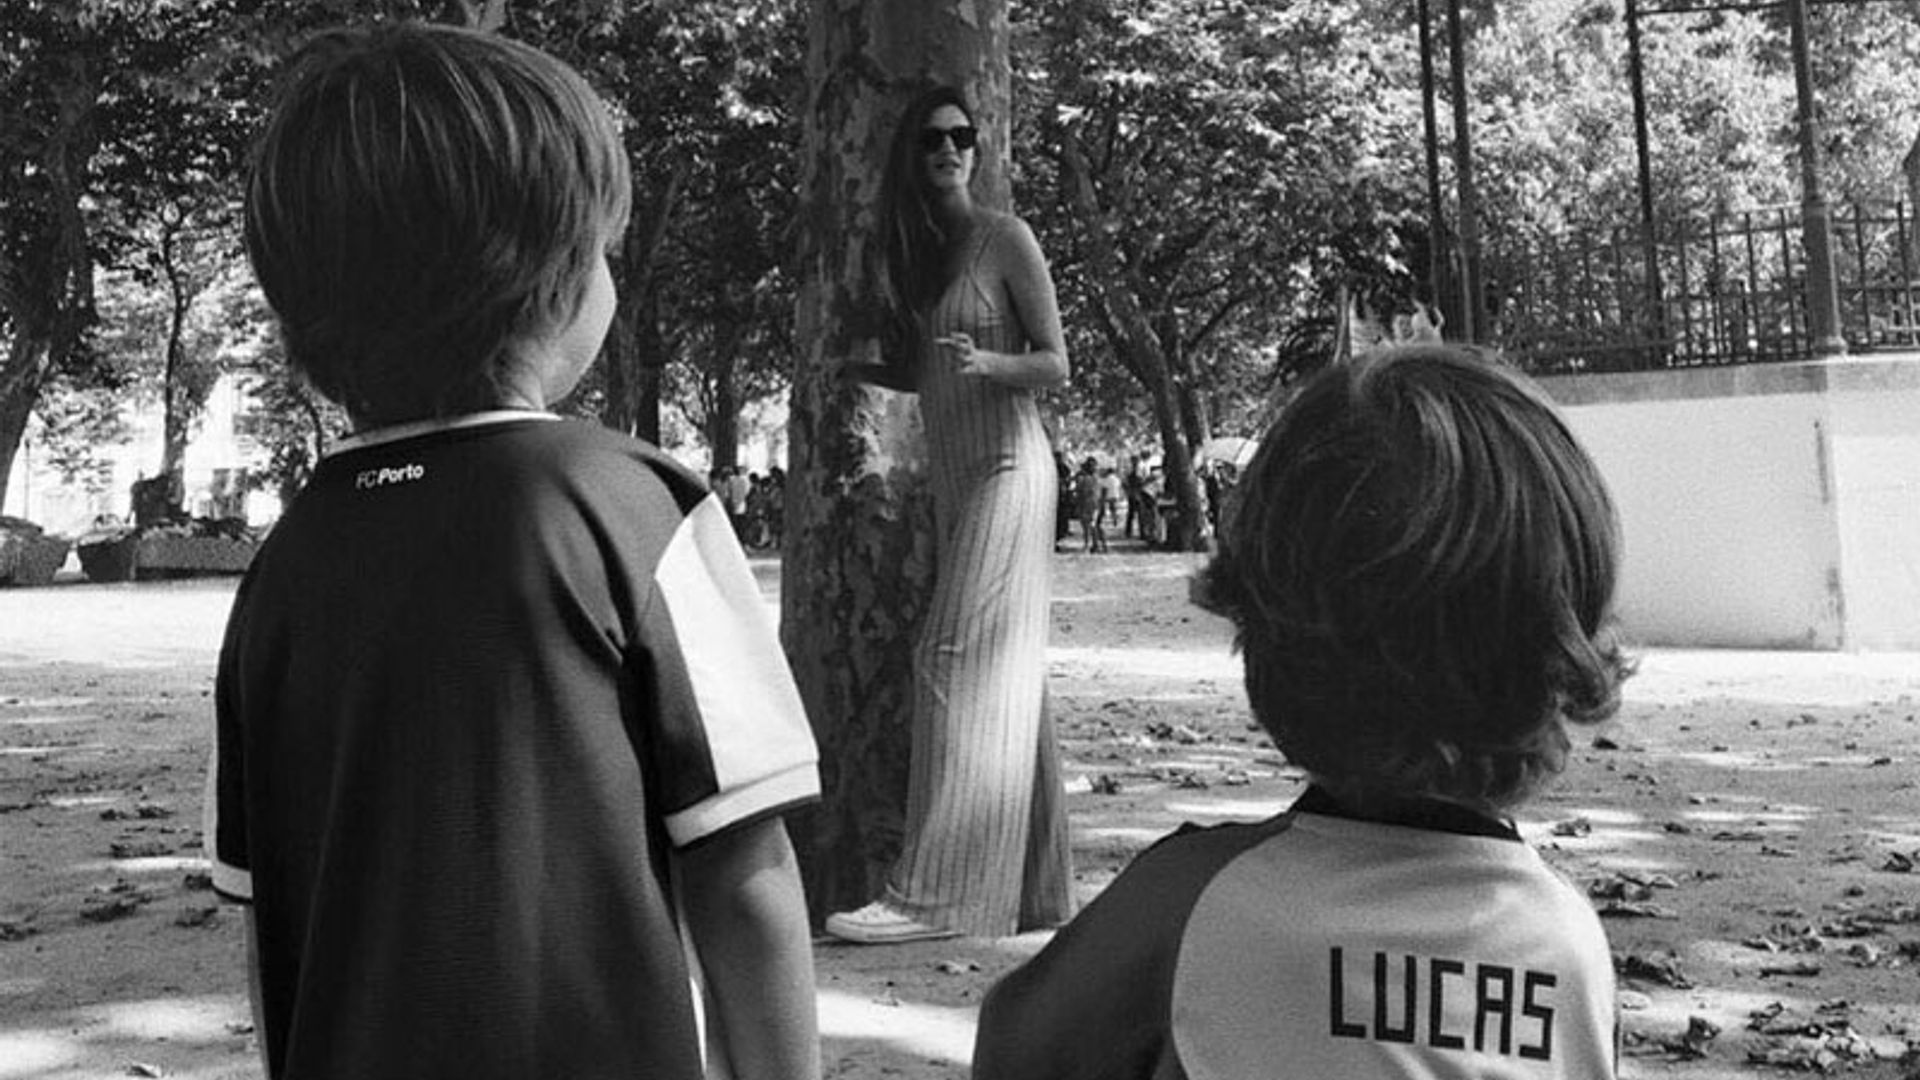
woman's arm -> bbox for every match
[841,359,920,393]
[842,315,923,394]
[945,216,1069,390]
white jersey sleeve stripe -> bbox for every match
[654,494,819,847]
[664,762,821,849]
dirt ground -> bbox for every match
[2,543,1918,1079]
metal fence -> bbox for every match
[1486,201,1920,375]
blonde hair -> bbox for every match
[245,23,631,425]
[1194,344,1631,812]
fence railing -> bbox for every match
[1486,201,1920,375]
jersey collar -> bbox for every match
[1290,785,1522,842]
[329,410,560,456]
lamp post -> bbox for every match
[1625,0,1668,355]
[1444,0,1483,342]
[1417,0,1452,334]
[1787,0,1848,355]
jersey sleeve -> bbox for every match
[974,819,1288,1080]
[204,575,256,902]
[641,492,820,847]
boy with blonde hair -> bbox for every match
[975,344,1630,1079]
[205,24,819,1079]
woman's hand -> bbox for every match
[935,332,993,377]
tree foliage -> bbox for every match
[1012,0,1426,547]
[11,0,1920,522]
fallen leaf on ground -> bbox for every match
[1758,959,1823,978]
[1597,901,1678,919]
[1653,1016,1720,1059]
[1615,950,1692,988]
[173,905,219,929]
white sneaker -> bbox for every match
[823,901,958,944]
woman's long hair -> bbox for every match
[875,86,976,358]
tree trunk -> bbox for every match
[703,319,746,471]
[0,334,51,514]
[600,165,685,443]
[0,43,99,517]
[787,0,1010,922]
[159,238,193,506]
[707,367,739,472]
[1057,131,1209,551]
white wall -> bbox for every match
[1540,357,1920,650]
[1826,368,1920,649]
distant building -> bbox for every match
[4,374,279,536]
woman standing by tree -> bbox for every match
[829,86,1073,943]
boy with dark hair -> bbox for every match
[974,344,1630,1079]
[205,23,820,1080]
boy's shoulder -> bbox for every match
[1086,813,1301,929]
[280,417,712,547]
[462,417,708,501]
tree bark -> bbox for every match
[158,222,193,503]
[702,317,747,471]
[787,0,1010,922]
[0,334,51,514]
[0,44,99,514]
[601,163,686,442]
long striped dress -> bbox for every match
[885,213,1074,936]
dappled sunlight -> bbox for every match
[0,994,252,1080]
[1621,979,1851,1038]
[1076,554,1209,583]
[78,995,242,1043]
[1049,645,1236,680]
[1861,822,1920,846]
[1162,796,1290,820]
[1156,751,1261,770]
[1626,649,1920,708]
[1051,592,1123,606]
[44,794,117,809]
[1529,825,1675,854]
[1663,749,1809,772]
[0,697,97,710]
[817,986,975,1067]
[1581,851,1685,876]
[70,855,210,876]
[1517,807,1682,863]
[1680,806,1815,827]
[0,713,100,726]
[1076,824,1175,849]
[1054,689,1238,708]
[0,743,106,757]
[0,1030,76,1079]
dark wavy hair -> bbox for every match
[1194,344,1632,812]
[244,23,632,426]
[875,86,976,339]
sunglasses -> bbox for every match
[919,125,978,153]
